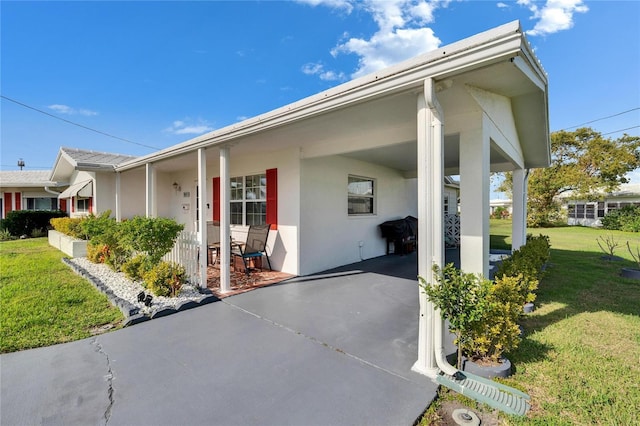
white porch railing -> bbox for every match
[163,230,201,286]
[445,214,460,247]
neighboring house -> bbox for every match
[0,170,62,219]
[48,147,139,218]
[563,183,640,227]
[490,199,513,216]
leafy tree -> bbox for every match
[498,128,640,226]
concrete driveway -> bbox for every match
[1,253,439,426]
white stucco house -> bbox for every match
[36,21,549,378]
[562,183,640,227]
[48,147,139,218]
[0,170,62,219]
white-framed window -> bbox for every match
[348,175,375,216]
[26,197,57,210]
[444,194,450,215]
[76,198,90,213]
[230,173,266,226]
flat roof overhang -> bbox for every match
[117,21,549,175]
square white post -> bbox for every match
[459,117,490,277]
[197,148,208,288]
[115,172,121,222]
[145,163,156,218]
[219,146,231,293]
[511,168,528,251]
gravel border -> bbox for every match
[64,257,219,326]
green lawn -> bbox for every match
[424,220,640,425]
[0,238,123,353]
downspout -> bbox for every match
[44,186,61,196]
[424,78,459,378]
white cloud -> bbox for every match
[48,104,98,116]
[164,118,214,135]
[497,2,509,8]
[301,62,347,81]
[520,0,589,36]
[295,0,354,14]
[301,1,443,79]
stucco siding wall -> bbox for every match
[158,147,301,275]
[299,155,417,276]
[119,169,147,219]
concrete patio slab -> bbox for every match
[1,254,439,426]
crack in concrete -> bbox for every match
[91,337,115,425]
[223,300,420,385]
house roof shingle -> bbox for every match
[0,170,57,188]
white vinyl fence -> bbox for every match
[163,230,202,286]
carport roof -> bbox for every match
[116,20,549,174]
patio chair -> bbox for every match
[206,221,221,265]
[232,224,272,275]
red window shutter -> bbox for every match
[60,199,67,212]
[15,193,21,210]
[212,177,220,222]
[266,168,278,230]
[3,193,12,216]
[89,198,93,214]
[71,197,75,213]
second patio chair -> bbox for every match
[232,224,272,275]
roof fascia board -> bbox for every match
[117,21,530,172]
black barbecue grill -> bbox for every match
[379,216,418,255]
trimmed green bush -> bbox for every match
[50,217,86,239]
[143,261,186,297]
[2,210,66,237]
[119,216,184,264]
[466,275,523,363]
[122,254,153,282]
[602,205,640,232]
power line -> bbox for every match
[602,125,640,136]
[1,95,160,151]
[560,107,640,131]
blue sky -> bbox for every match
[1,0,639,189]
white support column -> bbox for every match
[145,163,156,218]
[412,78,444,377]
[115,172,122,222]
[459,117,491,277]
[197,148,208,288]
[219,146,231,293]
[511,168,528,251]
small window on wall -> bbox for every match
[348,175,375,216]
[230,174,266,225]
[76,198,90,213]
[26,197,57,210]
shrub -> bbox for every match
[420,264,490,368]
[50,217,86,239]
[120,217,184,264]
[122,254,153,282]
[2,210,66,237]
[0,228,15,241]
[87,242,109,264]
[602,205,640,232]
[466,275,524,363]
[495,234,549,304]
[143,261,186,297]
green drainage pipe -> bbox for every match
[432,307,531,416]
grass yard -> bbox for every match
[423,220,640,425]
[0,238,123,353]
